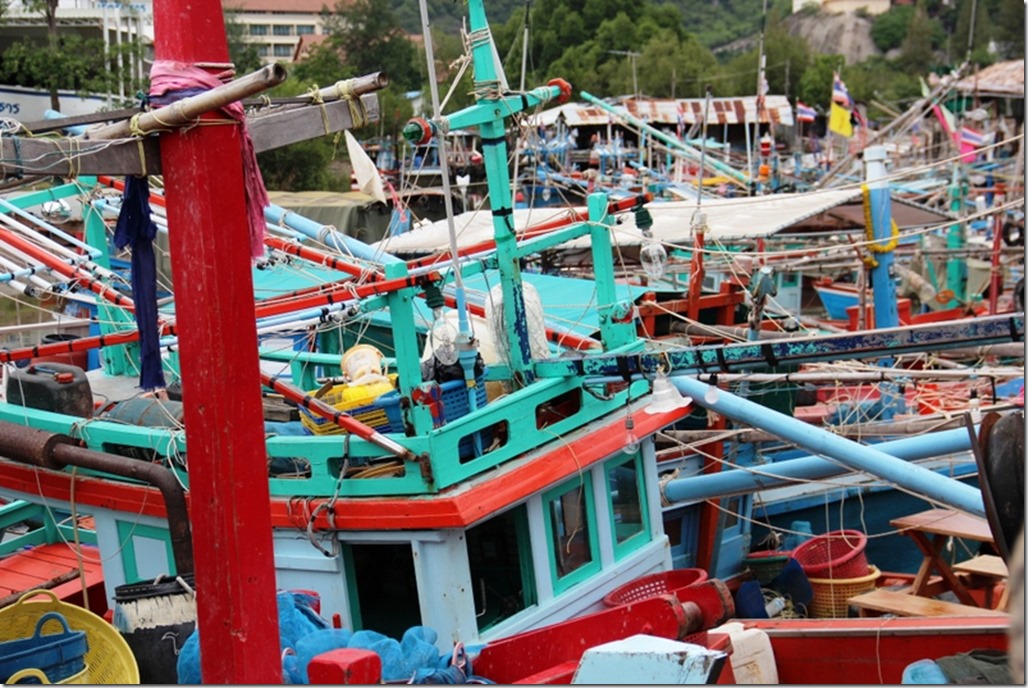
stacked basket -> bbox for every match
[602,568,709,607]
[792,530,876,618]
[0,590,139,684]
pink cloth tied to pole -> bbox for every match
[149,60,269,260]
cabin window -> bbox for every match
[249,24,269,35]
[606,453,648,555]
[779,271,800,287]
[466,505,536,632]
[544,475,599,593]
[344,543,422,640]
[116,521,175,581]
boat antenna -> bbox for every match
[417,0,473,358]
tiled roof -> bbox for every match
[954,60,1025,98]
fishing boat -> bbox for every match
[0,0,1022,684]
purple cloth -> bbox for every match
[149,60,269,260]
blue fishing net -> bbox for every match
[295,629,353,683]
[176,590,328,683]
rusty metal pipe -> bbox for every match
[0,420,193,575]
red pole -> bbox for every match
[151,1,282,683]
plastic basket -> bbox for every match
[5,666,90,684]
[744,550,792,585]
[0,612,87,684]
[807,565,881,618]
[0,590,139,684]
[298,375,398,436]
[378,376,490,458]
[791,530,868,579]
[602,569,709,607]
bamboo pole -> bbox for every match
[83,63,287,141]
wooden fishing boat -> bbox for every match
[0,0,1022,684]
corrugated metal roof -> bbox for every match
[953,60,1025,98]
[532,96,795,128]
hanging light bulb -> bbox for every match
[622,415,640,455]
[704,384,720,405]
[430,308,458,366]
[639,229,667,280]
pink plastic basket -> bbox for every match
[791,530,868,579]
[602,569,708,607]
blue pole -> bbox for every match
[864,146,899,330]
[663,427,974,503]
[264,204,403,266]
[670,375,985,517]
[863,146,903,419]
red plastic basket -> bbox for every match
[791,530,868,579]
[602,568,708,607]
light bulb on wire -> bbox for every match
[430,308,458,366]
[622,415,639,455]
[639,230,667,280]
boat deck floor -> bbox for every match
[0,542,107,614]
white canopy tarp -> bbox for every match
[375,188,863,255]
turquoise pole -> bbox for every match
[670,375,985,517]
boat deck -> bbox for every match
[0,542,107,613]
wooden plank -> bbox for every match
[847,589,1008,617]
[954,555,1009,579]
[0,93,379,177]
[889,509,994,542]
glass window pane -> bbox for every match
[296,24,315,35]
[273,24,291,35]
[608,459,644,544]
[549,486,592,577]
[249,24,268,35]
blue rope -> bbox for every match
[113,176,166,391]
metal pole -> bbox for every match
[152,0,282,682]
[669,375,985,517]
[663,427,975,503]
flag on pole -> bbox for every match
[832,72,852,108]
[676,100,686,139]
[828,101,853,137]
[960,126,984,147]
[796,101,816,123]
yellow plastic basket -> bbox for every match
[299,375,397,436]
[6,665,90,684]
[0,590,139,684]
[807,565,881,618]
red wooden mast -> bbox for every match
[151,1,282,682]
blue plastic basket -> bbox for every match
[0,612,88,684]
[379,376,490,457]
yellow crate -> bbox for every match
[299,375,397,436]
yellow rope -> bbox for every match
[306,84,331,136]
[861,182,899,268]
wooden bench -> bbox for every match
[847,588,1009,618]
[954,555,1009,609]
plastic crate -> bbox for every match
[602,569,709,607]
[298,376,398,436]
[792,530,868,579]
[807,565,881,618]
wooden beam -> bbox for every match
[0,93,380,177]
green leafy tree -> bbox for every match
[952,0,994,63]
[992,0,1025,58]
[899,1,937,72]
[225,9,263,76]
[870,5,915,52]
[797,53,844,107]
[322,0,420,90]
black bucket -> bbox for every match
[113,575,196,684]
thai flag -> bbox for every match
[796,101,816,123]
[832,72,852,108]
[960,126,984,147]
